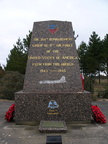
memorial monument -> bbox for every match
[15,20,91,125]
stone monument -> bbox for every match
[15,20,91,125]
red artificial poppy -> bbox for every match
[5,104,15,122]
[91,105,107,123]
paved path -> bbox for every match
[0,100,108,144]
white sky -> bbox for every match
[0,0,108,66]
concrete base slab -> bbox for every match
[39,121,67,133]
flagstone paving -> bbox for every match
[0,100,108,144]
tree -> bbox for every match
[87,32,103,83]
[78,32,103,77]
[77,41,88,74]
[23,30,32,54]
[78,32,104,91]
[0,64,5,78]
[5,31,32,74]
[73,31,79,40]
[78,41,94,92]
[103,34,108,82]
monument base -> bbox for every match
[39,120,67,133]
[15,91,91,125]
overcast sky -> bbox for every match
[0,0,108,66]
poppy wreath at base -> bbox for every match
[5,104,15,122]
[5,104,107,123]
[91,105,107,123]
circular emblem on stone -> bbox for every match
[48,100,59,109]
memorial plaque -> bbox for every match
[46,135,62,144]
[23,21,82,92]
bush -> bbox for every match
[103,91,108,99]
[97,88,108,99]
[1,89,15,100]
[84,75,94,92]
[0,66,5,78]
[0,71,24,100]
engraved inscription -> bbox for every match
[39,76,66,84]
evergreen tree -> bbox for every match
[0,64,5,78]
[87,32,103,79]
[5,31,32,74]
[77,41,88,74]
[103,34,108,81]
[23,30,32,54]
[78,31,104,86]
